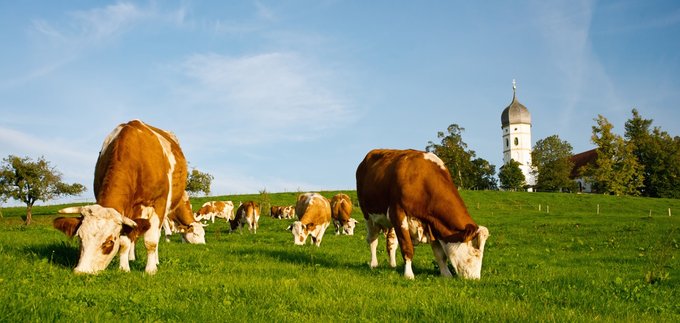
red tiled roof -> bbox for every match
[570,149,597,178]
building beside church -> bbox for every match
[501,80,536,189]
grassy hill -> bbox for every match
[1,190,678,321]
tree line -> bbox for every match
[427,109,679,198]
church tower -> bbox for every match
[501,80,535,187]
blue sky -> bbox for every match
[1,1,679,205]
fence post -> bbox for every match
[539,204,541,212]
[547,205,550,214]
[597,204,600,215]
[649,210,652,217]
[668,208,671,217]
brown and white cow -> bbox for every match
[196,201,235,223]
[230,201,260,234]
[356,149,489,280]
[53,120,205,275]
[330,193,358,235]
[163,191,207,243]
[270,205,284,219]
[287,193,331,246]
[282,205,296,219]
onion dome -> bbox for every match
[501,80,531,126]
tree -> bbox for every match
[426,124,495,189]
[498,159,525,191]
[469,158,498,190]
[585,115,644,196]
[531,135,576,192]
[625,109,680,198]
[0,155,85,225]
[185,168,214,197]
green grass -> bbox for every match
[1,191,679,321]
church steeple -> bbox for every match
[501,79,535,188]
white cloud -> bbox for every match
[172,52,354,145]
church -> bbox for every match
[500,80,595,193]
[501,80,536,189]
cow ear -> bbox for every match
[286,224,293,231]
[53,217,83,238]
[122,219,151,241]
[306,223,315,231]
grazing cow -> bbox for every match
[287,193,331,246]
[330,193,358,235]
[196,201,234,223]
[356,149,489,280]
[163,191,207,243]
[53,120,205,275]
[282,205,296,219]
[231,201,260,233]
[270,205,284,219]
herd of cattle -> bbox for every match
[52,120,489,279]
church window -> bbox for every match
[506,139,509,147]
[514,137,519,146]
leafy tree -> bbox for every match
[185,168,214,197]
[531,135,576,192]
[625,109,680,198]
[426,123,495,190]
[498,159,525,191]
[0,155,86,225]
[585,115,644,196]
[469,158,498,190]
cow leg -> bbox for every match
[118,235,132,272]
[314,223,329,247]
[385,227,398,268]
[334,221,341,235]
[390,205,416,279]
[144,214,161,274]
[128,238,137,261]
[432,241,453,277]
[162,218,172,242]
[365,219,382,268]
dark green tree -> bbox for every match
[498,159,525,191]
[426,124,474,188]
[185,168,214,197]
[0,155,86,225]
[469,158,498,190]
[531,135,576,192]
[625,109,680,198]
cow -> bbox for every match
[231,201,260,234]
[52,120,205,275]
[270,205,284,219]
[282,205,296,219]
[287,193,331,246]
[355,149,489,280]
[196,201,234,223]
[330,193,358,235]
[163,191,207,243]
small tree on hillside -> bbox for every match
[498,159,525,191]
[0,155,86,225]
[185,168,214,197]
[531,135,576,192]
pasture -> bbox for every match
[1,190,678,321]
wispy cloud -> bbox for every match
[170,52,354,145]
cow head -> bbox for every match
[287,221,314,245]
[179,222,207,244]
[53,205,144,274]
[341,218,358,235]
[440,226,489,280]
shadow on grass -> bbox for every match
[231,246,372,273]
[23,241,79,270]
